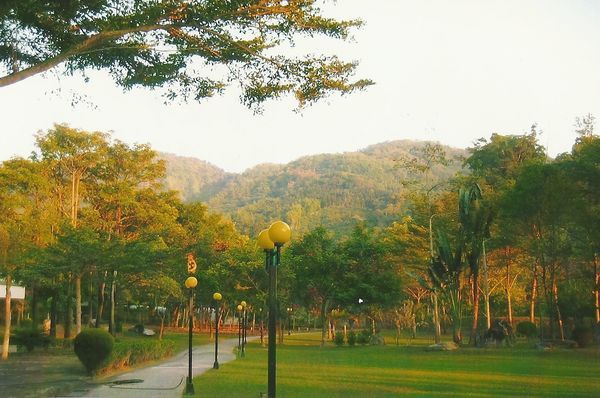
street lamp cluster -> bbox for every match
[257,221,291,398]
[237,300,248,357]
[181,220,290,398]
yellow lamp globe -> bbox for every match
[241,301,247,308]
[213,292,222,301]
[185,276,198,289]
[268,221,291,245]
[258,229,275,250]
[237,304,243,311]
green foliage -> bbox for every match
[515,321,537,339]
[334,332,345,347]
[11,327,51,352]
[571,325,593,348]
[98,339,175,374]
[190,141,464,236]
[357,329,372,345]
[347,330,357,346]
[73,329,115,374]
[0,1,371,108]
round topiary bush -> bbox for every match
[516,321,537,339]
[74,328,114,374]
[572,325,593,348]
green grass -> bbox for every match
[191,332,600,398]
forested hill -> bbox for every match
[161,140,466,236]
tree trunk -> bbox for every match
[65,281,73,339]
[529,266,538,323]
[88,273,93,327]
[2,275,12,360]
[470,272,480,345]
[50,290,58,338]
[505,251,513,326]
[433,292,441,343]
[552,277,565,340]
[30,283,37,329]
[75,275,82,334]
[320,300,329,346]
[96,272,106,328]
[594,254,599,324]
[109,271,117,336]
[482,243,491,330]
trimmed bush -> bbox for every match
[572,325,593,348]
[98,339,175,374]
[74,328,114,374]
[347,331,356,346]
[334,332,345,346]
[516,321,537,339]
[11,327,51,352]
[357,329,372,345]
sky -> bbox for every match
[1,0,600,173]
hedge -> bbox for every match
[95,338,175,375]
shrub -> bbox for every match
[572,325,593,348]
[357,329,372,345]
[347,331,356,346]
[74,328,114,374]
[98,339,175,374]
[11,327,51,352]
[19,319,34,329]
[334,331,345,346]
[516,321,537,338]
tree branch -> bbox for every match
[0,24,165,87]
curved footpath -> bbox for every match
[66,336,254,398]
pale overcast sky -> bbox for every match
[1,0,599,173]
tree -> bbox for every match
[465,130,546,328]
[458,184,493,344]
[502,163,572,339]
[0,1,372,109]
[0,158,56,359]
[430,231,464,344]
[340,224,403,334]
[35,124,108,335]
[288,226,343,346]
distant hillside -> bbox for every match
[159,153,232,202]
[161,140,467,236]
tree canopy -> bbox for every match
[0,0,372,109]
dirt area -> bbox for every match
[0,349,91,398]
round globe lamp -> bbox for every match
[268,221,291,245]
[258,229,275,250]
[185,276,198,289]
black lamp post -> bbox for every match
[240,300,247,357]
[184,276,198,395]
[286,307,292,335]
[213,292,222,369]
[237,304,243,355]
[258,221,291,398]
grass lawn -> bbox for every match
[191,332,600,397]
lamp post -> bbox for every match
[184,276,198,395]
[240,300,247,357]
[258,221,291,398]
[286,308,292,335]
[237,304,243,355]
[213,292,222,369]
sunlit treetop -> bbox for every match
[0,0,373,110]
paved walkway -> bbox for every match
[66,337,249,397]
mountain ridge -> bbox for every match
[161,139,467,235]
